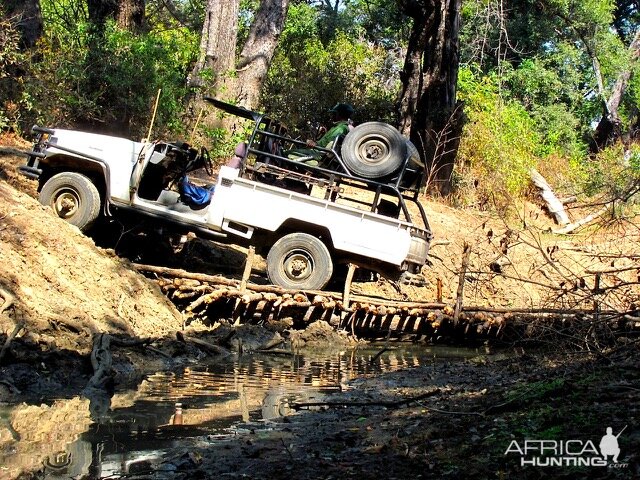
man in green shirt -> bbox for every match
[287,103,355,165]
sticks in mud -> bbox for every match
[134,262,640,343]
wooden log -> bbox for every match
[174,278,201,288]
[178,332,230,355]
[553,205,609,234]
[312,295,327,306]
[453,242,471,325]
[323,299,336,309]
[239,246,255,292]
[232,299,245,326]
[134,264,240,288]
[293,292,308,302]
[187,288,230,312]
[241,292,264,304]
[530,168,570,225]
[342,263,356,310]
[281,299,311,308]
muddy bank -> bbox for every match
[3,331,638,479]
[131,346,640,480]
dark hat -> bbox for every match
[329,103,354,116]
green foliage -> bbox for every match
[264,3,399,136]
[454,68,541,208]
[580,143,640,203]
[0,9,26,131]
[16,0,198,138]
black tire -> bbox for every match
[405,139,424,168]
[267,233,333,290]
[39,172,101,231]
[341,122,407,178]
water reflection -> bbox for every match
[0,344,480,478]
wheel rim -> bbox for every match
[282,249,314,282]
[356,136,391,166]
[52,188,80,219]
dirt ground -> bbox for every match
[0,133,639,479]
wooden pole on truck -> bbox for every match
[145,88,162,141]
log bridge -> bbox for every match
[134,259,640,344]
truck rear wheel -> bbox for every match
[39,172,101,231]
[267,233,333,290]
[341,122,407,178]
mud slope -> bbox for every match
[0,174,183,353]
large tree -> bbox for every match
[188,0,239,92]
[235,0,290,108]
[189,0,289,110]
[397,0,463,194]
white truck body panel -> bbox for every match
[48,129,147,201]
[212,167,411,265]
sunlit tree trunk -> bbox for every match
[116,0,145,31]
[398,0,463,195]
[3,0,43,48]
[235,0,290,108]
[188,0,239,92]
[591,29,640,152]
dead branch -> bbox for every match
[0,286,15,314]
[553,206,609,234]
[176,331,230,356]
[134,264,240,287]
[85,333,113,390]
[0,321,25,365]
[453,242,472,324]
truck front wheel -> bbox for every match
[39,172,101,231]
[267,233,333,290]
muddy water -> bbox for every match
[0,344,482,479]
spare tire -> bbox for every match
[341,122,407,179]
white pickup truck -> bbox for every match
[19,99,432,290]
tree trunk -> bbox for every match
[188,0,240,92]
[3,0,43,48]
[116,0,145,31]
[234,0,290,108]
[87,0,145,32]
[591,29,640,152]
[398,0,463,195]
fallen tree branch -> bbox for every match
[0,286,15,314]
[553,206,609,234]
[0,321,25,365]
[85,333,113,390]
[176,331,230,356]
